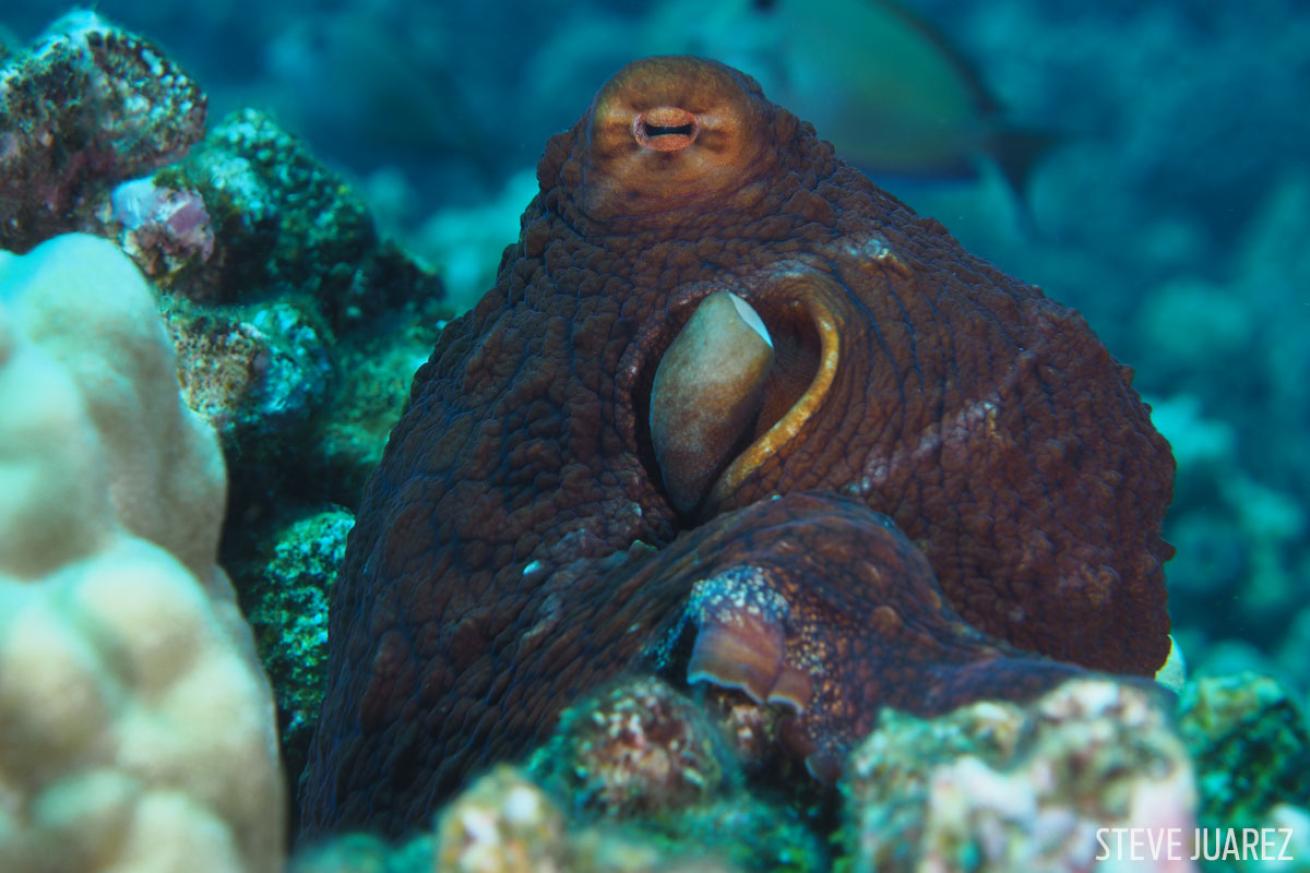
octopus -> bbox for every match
[299,57,1173,837]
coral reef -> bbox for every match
[434,767,571,872]
[136,108,427,322]
[163,295,333,456]
[296,765,743,873]
[0,12,205,251]
[76,107,450,508]
[1150,391,1307,696]
[1177,673,1310,829]
[433,766,738,873]
[4,12,451,834]
[126,109,447,508]
[1,4,1305,870]
[653,797,825,873]
[110,175,216,278]
[5,10,447,511]
[841,678,1193,873]
[230,507,355,789]
[0,233,284,872]
[528,676,827,872]
[529,676,732,818]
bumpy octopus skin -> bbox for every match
[636,491,1096,782]
[300,57,1173,836]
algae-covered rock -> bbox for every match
[647,797,826,873]
[1178,673,1310,828]
[96,103,448,509]
[430,766,738,873]
[313,308,443,504]
[529,676,733,818]
[142,108,439,325]
[129,106,445,505]
[0,12,206,251]
[528,676,826,873]
[164,295,334,459]
[293,764,751,872]
[92,99,448,516]
[105,108,447,508]
[232,506,354,786]
[841,678,1194,873]
[290,832,434,873]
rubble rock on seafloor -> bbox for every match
[161,293,334,480]
[293,766,740,873]
[229,507,355,788]
[527,676,827,872]
[1177,673,1310,829]
[114,108,448,508]
[528,676,734,818]
[841,678,1195,873]
[0,12,206,251]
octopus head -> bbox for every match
[577,56,784,220]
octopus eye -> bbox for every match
[633,107,699,152]
[649,291,773,513]
[644,274,842,520]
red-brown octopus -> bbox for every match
[299,57,1174,837]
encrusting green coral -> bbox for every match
[231,507,355,786]
[132,108,449,510]
[1177,673,1310,828]
[145,108,439,324]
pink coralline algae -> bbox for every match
[110,176,216,276]
[0,11,206,251]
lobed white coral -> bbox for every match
[0,234,284,873]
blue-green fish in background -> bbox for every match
[645,0,1058,200]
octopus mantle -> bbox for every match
[300,57,1173,837]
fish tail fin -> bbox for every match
[989,126,1063,237]
[990,126,1062,202]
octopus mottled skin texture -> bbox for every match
[300,57,1173,837]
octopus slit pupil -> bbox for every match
[645,122,695,138]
